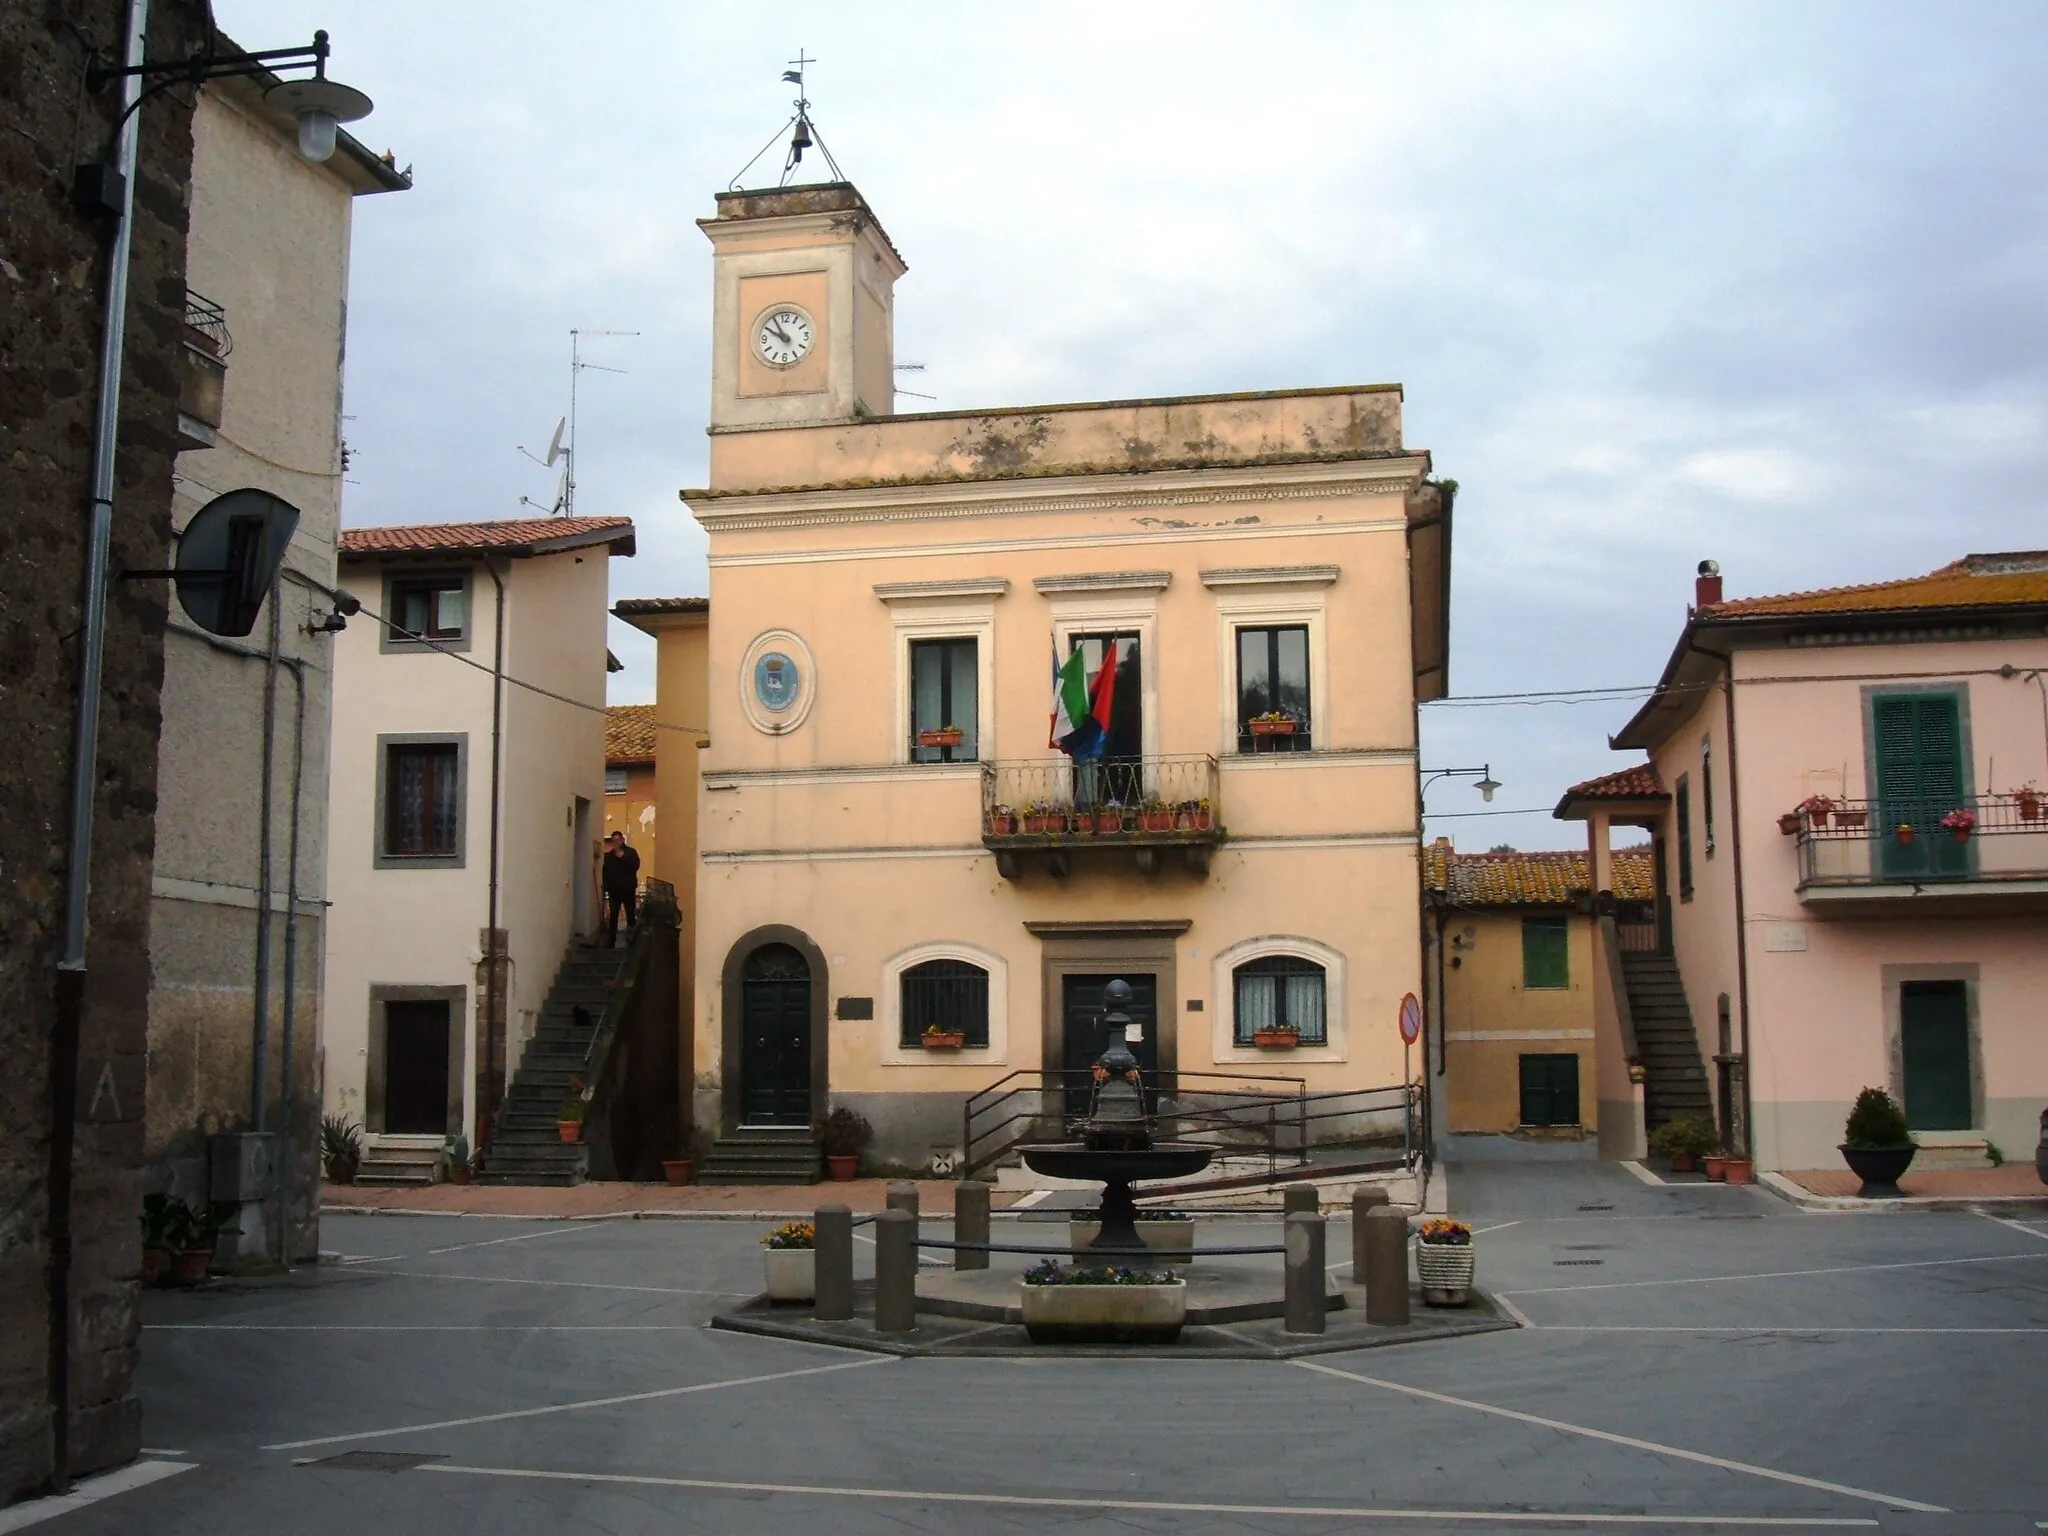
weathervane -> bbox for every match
[727,48,847,191]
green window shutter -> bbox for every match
[1675,775,1693,897]
[1522,916,1569,989]
[1872,693,1963,819]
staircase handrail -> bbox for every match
[1598,912,1643,1069]
[581,878,675,1096]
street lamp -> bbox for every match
[1422,765,1502,804]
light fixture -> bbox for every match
[1421,764,1503,804]
[265,73,374,164]
[1476,772,1501,803]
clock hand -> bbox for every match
[767,319,791,346]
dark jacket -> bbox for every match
[601,845,641,896]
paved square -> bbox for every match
[23,1165,2048,1534]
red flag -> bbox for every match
[1086,640,1118,741]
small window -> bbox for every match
[1675,774,1694,900]
[1236,624,1311,753]
[384,742,460,858]
[393,577,467,641]
[1233,955,1327,1045]
[1519,1054,1580,1126]
[1521,916,1569,990]
[1701,736,1716,857]
[899,959,990,1047]
[909,637,978,763]
[604,767,629,795]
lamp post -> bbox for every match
[48,4,374,1488]
[1420,765,1502,804]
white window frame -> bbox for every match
[1211,933,1347,1064]
[884,597,997,767]
[1211,587,1331,760]
[879,940,1010,1066]
[1048,592,1160,773]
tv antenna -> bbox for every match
[727,49,845,190]
[518,327,637,517]
[894,362,935,402]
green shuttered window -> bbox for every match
[1521,915,1570,990]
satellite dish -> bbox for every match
[544,416,567,467]
[174,488,300,637]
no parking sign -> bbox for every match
[1398,992,1422,1045]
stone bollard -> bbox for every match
[886,1180,920,1221]
[954,1180,991,1272]
[1283,1184,1319,1218]
[813,1205,854,1321]
[1350,1186,1391,1281]
[1284,1211,1327,1335]
[1360,1206,1410,1326]
[874,1208,918,1334]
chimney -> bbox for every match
[1695,559,1723,610]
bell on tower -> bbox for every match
[700,54,907,433]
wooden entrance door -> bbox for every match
[1060,973,1158,1120]
[1901,980,1972,1131]
[741,944,813,1127]
[384,1000,451,1135]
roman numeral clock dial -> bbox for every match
[754,307,813,368]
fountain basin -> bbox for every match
[1019,1144,1214,1184]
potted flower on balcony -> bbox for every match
[1416,1217,1476,1307]
[987,804,1018,836]
[917,725,965,749]
[1095,804,1127,834]
[1175,799,1213,833]
[1840,1086,1917,1196]
[1798,794,1836,828]
[821,1105,873,1181]
[921,1023,967,1050]
[760,1220,816,1303]
[1251,1022,1301,1049]
[1833,804,1868,829]
[1137,798,1176,833]
[1777,811,1803,836]
[1940,807,1977,842]
[2017,785,2043,823]
[1894,822,1916,845]
[1248,710,1297,738]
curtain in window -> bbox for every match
[394,749,426,853]
[429,753,458,853]
[1285,971,1324,1037]
[1237,972,1278,1033]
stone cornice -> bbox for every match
[1199,564,1341,589]
[872,577,1011,603]
[685,455,1431,535]
[1032,570,1171,595]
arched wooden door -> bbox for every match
[740,943,813,1126]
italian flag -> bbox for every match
[1049,641,1118,758]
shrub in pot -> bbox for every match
[1647,1116,1717,1172]
[321,1113,362,1185]
[821,1105,874,1180]
[139,1192,178,1287]
[446,1135,472,1185]
[1840,1086,1917,1196]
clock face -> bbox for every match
[753,307,813,368]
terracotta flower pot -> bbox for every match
[1778,813,1802,836]
[1722,1157,1754,1185]
[449,1165,472,1186]
[921,1032,966,1050]
[989,815,1017,836]
[142,1248,168,1287]
[558,1120,582,1144]
[1895,827,1915,845]
[1096,810,1125,834]
[663,1157,694,1186]
[1702,1154,1728,1182]
[171,1249,212,1286]
[1252,1030,1300,1049]
[1670,1151,1696,1173]
[825,1153,859,1181]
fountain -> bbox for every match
[1019,979,1213,1257]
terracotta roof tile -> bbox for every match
[1425,840,1655,906]
[613,596,709,615]
[1702,552,2048,619]
[1562,765,1667,801]
[339,516,635,559]
[605,704,656,766]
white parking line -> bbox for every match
[338,1222,587,1265]
[154,1324,724,1333]
[420,1462,1881,1527]
[0,1460,194,1532]
[1501,1248,2048,1297]
[262,1356,891,1451]
[1620,1160,1663,1186]
[1291,1360,1944,1513]
[1977,1211,2048,1243]
[1507,1324,2048,1335]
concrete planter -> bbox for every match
[1840,1144,1915,1197]
[1417,1240,1475,1307]
[1021,1279,1186,1343]
[763,1247,816,1303]
[1068,1219,1195,1266]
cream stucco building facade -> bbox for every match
[672,184,1452,1175]
[147,65,407,1257]
[321,517,633,1170]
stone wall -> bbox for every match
[0,0,206,1500]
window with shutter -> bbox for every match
[1871,691,1970,879]
[1521,916,1570,990]
[1675,774,1694,900]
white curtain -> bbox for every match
[1237,973,1277,1035]
[1286,972,1324,1040]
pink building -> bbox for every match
[1562,553,2048,1172]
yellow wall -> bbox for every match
[1442,909,1596,1133]
[603,763,658,878]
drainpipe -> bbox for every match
[481,559,508,1143]
[49,0,148,1490]
[1696,641,1754,1158]
[251,580,281,1135]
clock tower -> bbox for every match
[699,182,907,433]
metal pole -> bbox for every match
[276,657,306,1263]
[251,579,280,1136]
[49,0,150,1490]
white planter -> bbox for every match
[1068,1219,1196,1266]
[1416,1240,1475,1306]
[1021,1279,1187,1342]
[762,1247,816,1303]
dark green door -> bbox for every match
[1872,693,1971,880]
[1061,974,1157,1120]
[1519,1053,1581,1127]
[1900,981,1972,1131]
[740,944,812,1126]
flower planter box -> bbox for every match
[1722,1157,1754,1185]
[1021,1279,1187,1343]
[917,728,964,748]
[1777,813,1802,836]
[1067,1219,1195,1267]
[2019,795,2043,823]
[921,1032,966,1050]
[1023,814,1059,835]
[763,1247,816,1303]
[1416,1240,1475,1307]
[1832,809,1867,829]
[1138,811,1175,833]
[1249,718,1297,737]
[1252,1030,1301,1049]
[988,814,1018,836]
[663,1157,694,1186]
[1176,810,1212,832]
[1840,1144,1915,1197]
[1095,810,1126,834]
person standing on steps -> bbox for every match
[601,831,641,949]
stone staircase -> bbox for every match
[696,1130,823,1185]
[355,1137,443,1186]
[1620,950,1714,1131]
[478,942,633,1187]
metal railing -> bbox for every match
[1793,793,2048,887]
[961,1068,1416,1182]
[979,754,1220,841]
[1614,920,1663,952]
[182,289,233,357]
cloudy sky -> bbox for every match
[222,2,2048,850]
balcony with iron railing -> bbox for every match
[1791,792,2048,915]
[177,288,232,449]
[980,754,1222,878]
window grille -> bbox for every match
[1232,955,1326,1045]
[900,959,990,1047]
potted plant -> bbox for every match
[1248,710,1297,738]
[446,1135,472,1186]
[1019,1259,1187,1343]
[1701,1150,1729,1182]
[321,1113,362,1184]
[663,1154,694,1185]
[1721,1152,1754,1184]
[1647,1116,1717,1173]
[1137,799,1175,833]
[1840,1086,1917,1196]
[821,1105,873,1180]
[172,1201,235,1286]
[1832,805,1868,829]
[1251,1023,1301,1049]
[1798,794,1836,828]
[760,1220,816,1303]
[140,1192,177,1287]
[1416,1217,1475,1307]
[917,725,964,749]
[987,804,1018,836]
[1894,823,1916,845]
[557,1084,587,1145]
[921,1024,967,1050]
[2017,785,2043,823]
[1096,805,1126,834]
[1175,799,1213,833]
[1940,807,1977,842]
[1777,812,1802,836]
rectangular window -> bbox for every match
[1519,1053,1581,1126]
[899,960,990,1048]
[1069,631,1143,804]
[604,767,628,795]
[1233,956,1328,1045]
[392,577,467,640]
[384,742,461,859]
[1701,736,1715,857]
[1675,773,1694,900]
[909,637,978,763]
[1236,624,1311,753]
[1521,915,1569,990]
[1871,691,1970,881]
